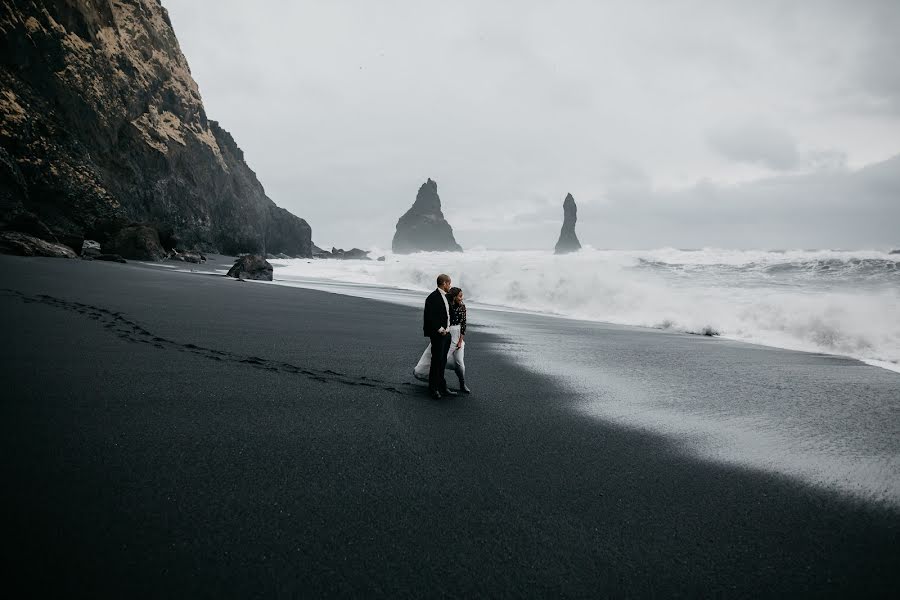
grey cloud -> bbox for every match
[588,154,900,249]
[163,0,900,250]
[852,0,900,114]
[806,150,848,171]
[707,121,800,171]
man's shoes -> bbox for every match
[431,390,442,399]
[442,388,458,396]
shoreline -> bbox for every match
[239,268,900,506]
[258,260,900,375]
[2,255,898,596]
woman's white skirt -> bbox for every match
[413,325,465,381]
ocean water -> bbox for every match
[223,248,900,505]
[270,248,900,373]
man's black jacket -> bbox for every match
[423,289,448,337]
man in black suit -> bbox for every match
[423,273,456,399]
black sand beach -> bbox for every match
[1,255,898,597]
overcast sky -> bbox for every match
[165,0,899,250]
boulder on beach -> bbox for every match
[0,231,77,258]
[392,179,462,254]
[227,255,273,281]
[94,254,127,263]
[81,240,101,258]
[167,249,206,264]
[554,193,582,255]
[182,252,205,264]
[106,225,166,261]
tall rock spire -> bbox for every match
[391,179,462,254]
[554,193,582,254]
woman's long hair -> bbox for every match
[447,287,463,304]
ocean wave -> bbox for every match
[274,248,900,372]
[636,255,900,282]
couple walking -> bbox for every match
[414,273,471,399]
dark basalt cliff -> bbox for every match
[0,0,311,256]
[554,193,581,254]
[392,178,462,254]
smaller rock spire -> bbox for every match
[554,193,582,254]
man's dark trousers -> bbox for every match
[428,333,452,392]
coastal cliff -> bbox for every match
[0,0,311,256]
[392,178,462,254]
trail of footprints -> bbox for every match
[2,289,408,395]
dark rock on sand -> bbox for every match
[166,249,206,264]
[377,256,386,262]
[94,254,127,263]
[0,1,312,257]
[392,179,462,254]
[0,231,77,258]
[106,225,165,261]
[227,255,273,281]
[81,240,101,258]
[554,193,582,254]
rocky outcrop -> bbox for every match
[331,247,370,260]
[392,179,462,254]
[0,1,312,258]
[81,239,100,258]
[226,255,273,281]
[312,245,371,260]
[166,249,205,263]
[0,231,77,258]
[554,193,582,254]
[106,224,165,261]
[93,253,127,263]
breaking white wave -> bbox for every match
[273,248,900,372]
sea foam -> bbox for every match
[272,248,900,372]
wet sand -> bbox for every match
[1,255,897,597]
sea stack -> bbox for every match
[391,179,462,254]
[0,1,312,258]
[554,193,582,254]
